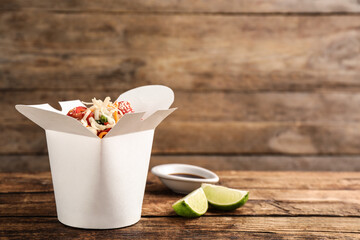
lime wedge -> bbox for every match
[172,188,208,217]
[201,183,249,211]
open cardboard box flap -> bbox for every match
[15,85,176,138]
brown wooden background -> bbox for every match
[1,0,360,172]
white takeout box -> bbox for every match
[15,85,176,229]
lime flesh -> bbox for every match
[172,188,208,217]
[201,183,249,211]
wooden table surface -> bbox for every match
[1,171,360,239]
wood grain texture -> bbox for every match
[1,1,360,237]
[1,13,360,91]
[2,171,360,193]
[1,171,359,239]
[1,217,359,240]
[5,90,360,122]
[154,121,360,154]
[1,173,360,218]
[2,171,360,218]
[2,121,360,155]
[148,155,360,172]
[5,90,360,155]
[1,0,360,13]
[1,2,360,163]
[2,155,360,172]
[2,192,360,217]
[0,172,52,193]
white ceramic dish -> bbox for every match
[151,164,219,194]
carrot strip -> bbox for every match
[98,132,108,139]
[113,111,119,123]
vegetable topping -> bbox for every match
[67,97,134,138]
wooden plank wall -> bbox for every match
[1,0,360,171]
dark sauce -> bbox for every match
[169,173,205,179]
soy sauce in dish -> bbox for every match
[169,173,205,179]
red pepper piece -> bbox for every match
[118,101,134,115]
[67,106,87,120]
[67,106,93,125]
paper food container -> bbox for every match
[15,85,176,229]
